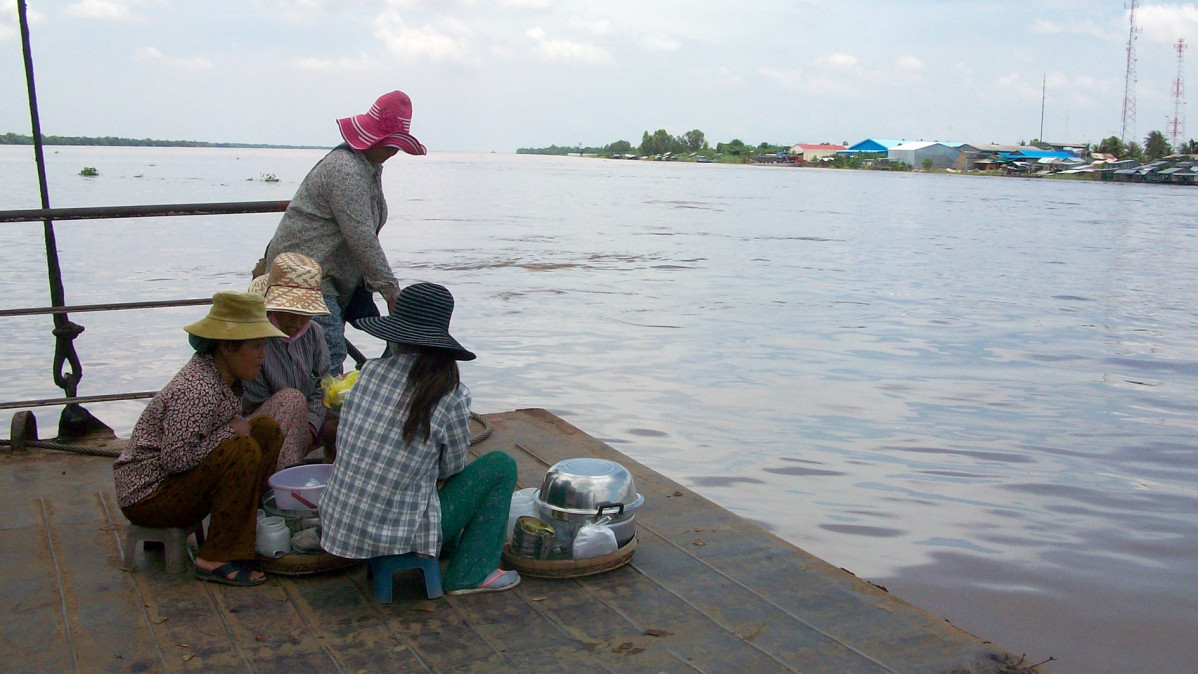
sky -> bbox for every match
[1,1,1197,153]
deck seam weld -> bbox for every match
[635,519,899,673]
[341,564,439,672]
[98,491,169,669]
[278,580,347,674]
[38,497,79,671]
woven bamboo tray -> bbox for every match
[257,551,360,576]
[501,534,637,579]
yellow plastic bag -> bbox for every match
[321,370,359,410]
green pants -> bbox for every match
[438,451,517,591]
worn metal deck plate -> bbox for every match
[0,408,1041,672]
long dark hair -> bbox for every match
[401,346,461,444]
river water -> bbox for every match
[2,146,1196,673]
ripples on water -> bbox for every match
[3,147,1197,673]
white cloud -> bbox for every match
[761,65,858,97]
[822,53,857,69]
[567,15,613,36]
[65,0,134,20]
[294,52,378,71]
[374,9,473,62]
[1031,19,1061,34]
[1136,4,1198,44]
[639,32,680,52]
[761,66,803,89]
[134,46,212,69]
[526,26,611,63]
[499,0,553,8]
[896,56,923,72]
[0,4,17,42]
[1031,15,1115,40]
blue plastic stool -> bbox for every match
[367,553,443,602]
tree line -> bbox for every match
[0,132,323,149]
[518,128,793,160]
[1091,131,1198,162]
[520,128,1198,163]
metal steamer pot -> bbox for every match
[532,458,644,551]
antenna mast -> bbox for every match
[1040,74,1046,142]
[1120,0,1140,144]
[1168,38,1187,152]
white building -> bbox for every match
[888,142,960,169]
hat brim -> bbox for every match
[351,315,475,361]
[184,317,286,341]
[337,116,427,155]
[264,286,331,316]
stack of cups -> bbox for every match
[506,488,539,542]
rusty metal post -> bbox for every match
[18,0,111,440]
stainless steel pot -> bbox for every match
[534,458,644,550]
[539,458,639,512]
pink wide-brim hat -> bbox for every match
[336,90,427,156]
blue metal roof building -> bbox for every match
[838,139,910,155]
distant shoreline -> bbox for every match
[0,132,327,150]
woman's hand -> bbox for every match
[229,417,251,438]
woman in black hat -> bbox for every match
[318,283,521,595]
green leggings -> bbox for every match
[438,451,517,591]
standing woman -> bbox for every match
[244,252,334,469]
[114,292,304,586]
[264,90,427,375]
[319,283,520,595]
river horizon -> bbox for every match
[2,146,1197,673]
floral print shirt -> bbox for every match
[113,353,240,507]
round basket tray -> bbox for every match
[257,551,360,576]
[501,534,637,579]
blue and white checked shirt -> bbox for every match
[242,324,330,435]
[319,353,471,559]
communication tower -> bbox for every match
[1120,0,1141,144]
[1168,38,1187,152]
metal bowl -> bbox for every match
[539,458,640,513]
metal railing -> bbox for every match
[4,1,311,446]
[0,201,288,422]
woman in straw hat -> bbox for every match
[245,252,336,469]
[263,90,427,376]
[113,291,301,586]
[319,283,521,595]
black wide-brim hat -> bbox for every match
[351,282,475,361]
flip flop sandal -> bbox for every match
[446,569,520,596]
[194,560,266,587]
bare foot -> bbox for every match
[195,556,265,583]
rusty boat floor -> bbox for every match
[1,409,1037,673]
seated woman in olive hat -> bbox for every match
[113,291,306,586]
[319,283,521,595]
[245,252,336,469]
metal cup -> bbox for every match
[511,515,555,559]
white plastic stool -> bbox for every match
[122,522,205,573]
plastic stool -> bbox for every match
[122,522,205,574]
[367,553,443,602]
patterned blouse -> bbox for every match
[113,353,240,508]
[264,145,399,308]
[319,353,472,559]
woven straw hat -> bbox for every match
[184,291,286,341]
[351,282,475,361]
[247,274,270,297]
[256,253,331,316]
